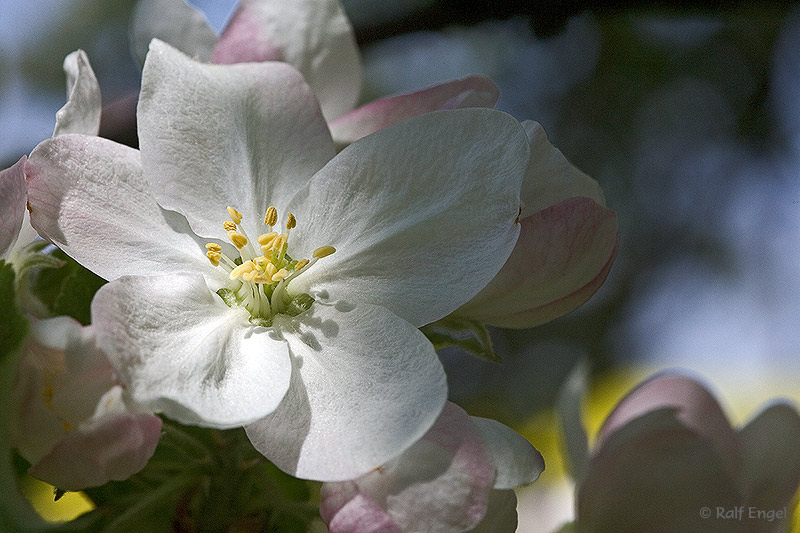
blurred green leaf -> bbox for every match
[30,249,105,325]
[421,316,500,362]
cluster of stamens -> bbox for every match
[206,205,335,322]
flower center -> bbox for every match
[205,205,335,325]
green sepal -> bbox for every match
[420,316,501,362]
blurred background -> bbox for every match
[2,1,799,530]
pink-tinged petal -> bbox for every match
[456,197,618,328]
[578,409,743,532]
[92,273,292,429]
[319,403,495,532]
[9,321,69,465]
[738,403,800,510]
[0,156,27,260]
[245,301,447,481]
[53,50,101,137]
[129,0,217,65]
[596,373,741,477]
[138,40,335,240]
[321,486,402,533]
[212,0,361,121]
[25,134,220,285]
[28,413,162,491]
[328,76,499,147]
[521,121,606,216]
[288,108,529,327]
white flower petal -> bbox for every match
[213,0,362,121]
[456,197,618,328]
[0,156,27,260]
[53,50,101,137]
[245,300,447,480]
[471,417,544,489]
[288,108,529,327]
[521,120,606,217]
[138,40,336,239]
[26,134,219,284]
[321,403,496,533]
[328,76,499,147]
[129,0,218,65]
[91,272,292,429]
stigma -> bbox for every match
[207,205,335,323]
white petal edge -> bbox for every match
[138,39,336,240]
[0,156,27,260]
[53,50,101,137]
[521,120,606,217]
[213,0,362,121]
[245,300,447,481]
[91,272,292,429]
[26,134,222,286]
[287,108,529,327]
[471,417,545,490]
[129,0,218,66]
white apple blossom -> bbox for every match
[25,40,530,480]
[130,0,619,331]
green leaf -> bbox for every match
[420,316,500,362]
[30,250,105,325]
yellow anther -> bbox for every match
[223,220,238,232]
[294,259,309,271]
[227,206,243,225]
[242,271,257,281]
[254,256,269,271]
[313,245,336,258]
[206,243,222,253]
[206,251,221,266]
[271,268,289,282]
[273,233,287,251]
[228,231,248,249]
[260,247,275,260]
[264,206,278,226]
[251,273,271,284]
[229,261,255,280]
[265,263,277,277]
[257,232,278,245]
[286,212,296,230]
